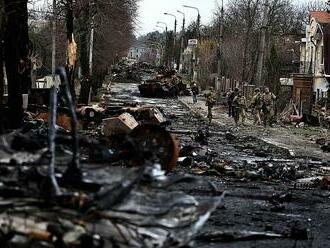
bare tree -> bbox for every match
[3,0,30,128]
[212,0,310,87]
[0,0,4,106]
[28,0,140,103]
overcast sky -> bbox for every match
[136,0,330,36]
[136,0,220,36]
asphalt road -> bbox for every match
[109,82,330,248]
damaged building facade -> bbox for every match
[299,11,330,103]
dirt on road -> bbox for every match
[107,83,330,248]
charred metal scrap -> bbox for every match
[110,59,189,98]
[139,69,188,98]
[0,68,223,248]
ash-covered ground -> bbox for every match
[108,82,330,248]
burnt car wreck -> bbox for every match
[0,68,223,247]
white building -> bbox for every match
[128,45,148,60]
[300,11,329,101]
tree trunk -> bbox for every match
[241,30,250,82]
[0,0,4,106]
[78,6,91,104]
[66,0,76,101]
[0,52,3,106]
[4,0,30,128]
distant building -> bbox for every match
[128,42,160,64]
[128,43,148,60]
[299,11,329,102]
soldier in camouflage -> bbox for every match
[232,90,247,125]
[261,87,276,127]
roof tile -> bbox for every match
[310,11,330,24]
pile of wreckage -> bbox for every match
[280,100,330,129]
[109,59,189,98]
[0,68,223,247]
[138,69,189,98]
[110,59,157,83]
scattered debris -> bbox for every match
[103,112,139,136]
[0,67,223,247]
[139,69,188,98]
[197,230,283,242]
[110,59,157,83]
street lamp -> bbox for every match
[177,10,185,31]
[164,12,177,69]
[183,5,200,39]
[157,21,168,33]
[177,10,186,72]
[183,5,200,81]
[164,12,177,35]
[157,21,169,67]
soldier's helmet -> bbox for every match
[254,88,260,92]
[234,87,239,92]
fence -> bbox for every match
[215,76,256,104]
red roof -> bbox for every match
[310,11,330,24]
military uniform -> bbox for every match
[228,88,239,118]
[262,90,276,127]
[233,93,247,125]
[251,90,262,125]
[205,88,216,124]
[191,83,199,104]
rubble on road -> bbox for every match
[197,230,283,242]
[0,161,224,247]
[139,69,188,98]
[108,59,190,98]
[110,59,157,83]
[0,67,223,247]
[103,112,139,136]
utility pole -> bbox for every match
[183,5,200,81]
[197,13,201,40]
[52,0,56,83]
[177,10,185,72]
[164,13,177,69]
[256,0,268,87]
[217,0,224,79]
[157,21,168,67]
[174,18,177,68]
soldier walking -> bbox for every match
[251,88,262,125]
[262,87,276,127]
[205,87,216,124]
[232,90,247,125]
[191,82,199,104]
[228,88,239,118]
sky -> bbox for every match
[136,0,220,36]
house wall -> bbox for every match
[300,16,329,104]
[292,75,313,115]
[128,47,146,60]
